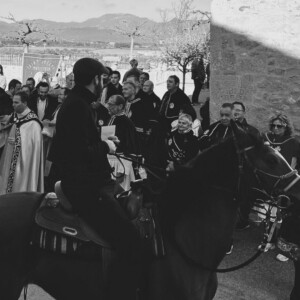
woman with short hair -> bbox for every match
[166,113,199,171]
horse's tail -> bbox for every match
[0,192,45,254]
[0,192,44,299]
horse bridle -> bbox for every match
[237,144,300,196]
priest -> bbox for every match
[106,94,138,155]
[0,91,43,195]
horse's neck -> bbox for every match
[172,188,238,271]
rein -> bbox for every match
[112,153,169,182]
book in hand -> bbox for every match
[101,125,115,141]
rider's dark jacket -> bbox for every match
[49,84,112,187]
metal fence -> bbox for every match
[0,54,23,66]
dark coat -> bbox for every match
[106,82,123,102]
[159,88,195,131]
[0,87,13,116]
[238,118,260,138]
[191,58,206,82]
[167,129,199,164]
[49,85,112,187]
[28,94,59,121]
[95,103,110,128]
[199,121,233,150]
[127,92,156,131]
[145,92,161,119]
[108,114,138,155]
[264,132,299,166]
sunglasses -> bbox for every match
[271,124,284,129]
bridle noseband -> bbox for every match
[236,142,300,196]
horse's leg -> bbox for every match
[0,260,24,300]
[148,246,218,300]
[0,193,44,299]
[31,252,106,300]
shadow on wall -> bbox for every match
[210,24,300,135]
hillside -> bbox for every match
[0,13,209,43]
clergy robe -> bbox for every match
[108,113,138,155]
[0,108,44,194]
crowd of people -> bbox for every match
[0,57,299,201]
[1,57,300,298]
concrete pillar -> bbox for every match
[210,0,300,133]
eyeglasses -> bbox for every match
[271,124,284,129]
[107,102,117,106]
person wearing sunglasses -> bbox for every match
[265,113,299,169]
[264,113,300,263]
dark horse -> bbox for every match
[1,122,300,300]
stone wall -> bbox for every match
[210,0,300,134]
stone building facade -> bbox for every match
[211,0,300,134]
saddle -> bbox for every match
[35,181,111,248]
[33,180,165,259]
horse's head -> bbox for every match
[230,120,300,198]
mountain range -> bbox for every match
[0,13,209,44]
[0,14,167,43]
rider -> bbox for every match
[49,58,144,298]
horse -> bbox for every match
[1,121,300,300]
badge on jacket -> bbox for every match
[169,103,174,109]
[98,120,104,126]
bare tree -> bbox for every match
[160,0,210,91]
[162,30,209,91]
[114,19,148,59]
[1,13,55,53]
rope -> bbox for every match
[172,236,263,273]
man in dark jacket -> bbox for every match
[191,56,206,105]
[50,58,143,299]
[123,81,154,156]
[107,94,138,155]
[199,102,233,151]
[232,101,260,138]
[106,70,123,100]
[28,82,59,121]
[143,80,161,119]
[232,101,260,230]
[159,75,195,133]
[0,86,13,116]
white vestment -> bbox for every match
[0,108,44,195]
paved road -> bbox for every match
[18,221,294,300]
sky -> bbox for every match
[1,0,212,23]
